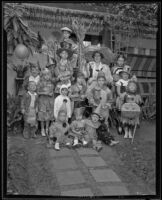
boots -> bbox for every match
[55,142,60,150]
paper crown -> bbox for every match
[61,27,72,33]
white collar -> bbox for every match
[28,91,37,96]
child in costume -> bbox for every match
[87,71,113,126]
[48,100,70,150]
[37,68,54,136]
[69,72,87,114]
[54,85,72,121]
[97,118,119,146]
[21,81,38,139]
[60,27,78,68]
[68,107,88,147]
[120,81,142,139]
[23,63,40,92]
[115,69,131,134]
[54,47,73,96]
[84,105,102,151]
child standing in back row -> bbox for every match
[21,81,38,139]
[37,68,54,137]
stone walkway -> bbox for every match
[48,147,129,196]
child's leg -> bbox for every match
[128,124,133,138]
[73,136,79,146]
[45,120,50,135]
[124,124,129,138]
[23,122,30,139]
[41,121,45,136]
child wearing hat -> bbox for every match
[87,71,113,125]
[23,63,40,93]
[87,51,113,87]
[37,68,54,136]
[54,84,72,121]
[49,100,70,150]
[120,81,142,139]
[54,47,73,96]
[21,81,38,139]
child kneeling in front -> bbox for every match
[21,81,38,139]
[48,100,70,150]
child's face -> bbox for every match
[31,67,39,77]
[63,31,70,39]
[61,88,68,96]
[129,83,137,92]
[77,77,83,85]
[117,57,124,66]
[60,50,68,59]
[94,53,101,63]
[97,77,105,88]
[44,72,51,81]
[76,114,82,121]
[58,112,67,122]
[28,82,37,92]
[91,114,99,123]
[94,90,100,100]
[121,72,129,81]
[113,74,120,82]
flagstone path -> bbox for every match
[48,147,129,196]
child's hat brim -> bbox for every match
[56,48,73,59]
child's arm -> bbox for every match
[54,97,61,119]
[21,93,27,114]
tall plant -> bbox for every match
[4,3,38,54]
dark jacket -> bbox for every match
[21,92,38,112]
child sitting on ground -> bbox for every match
[84,105,102,151]
[68,107,88,147]
[48,100,70,150]
[97,117,119,146]
[21,81,38,139]
[54,85,72,122]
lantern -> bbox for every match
[14,44,29,60]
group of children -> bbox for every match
[20,27,143,151]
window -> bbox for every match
[145,49,150,56]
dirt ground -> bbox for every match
[6,119,156,196]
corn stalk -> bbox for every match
[72,18,94,70]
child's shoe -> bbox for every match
[41,129,46,137]
[109,140,119,146]
[82,140,88,146]
[73,138,79,146]
[55,142,60,150]
[128,130,133,138]
[124,129,129,138]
